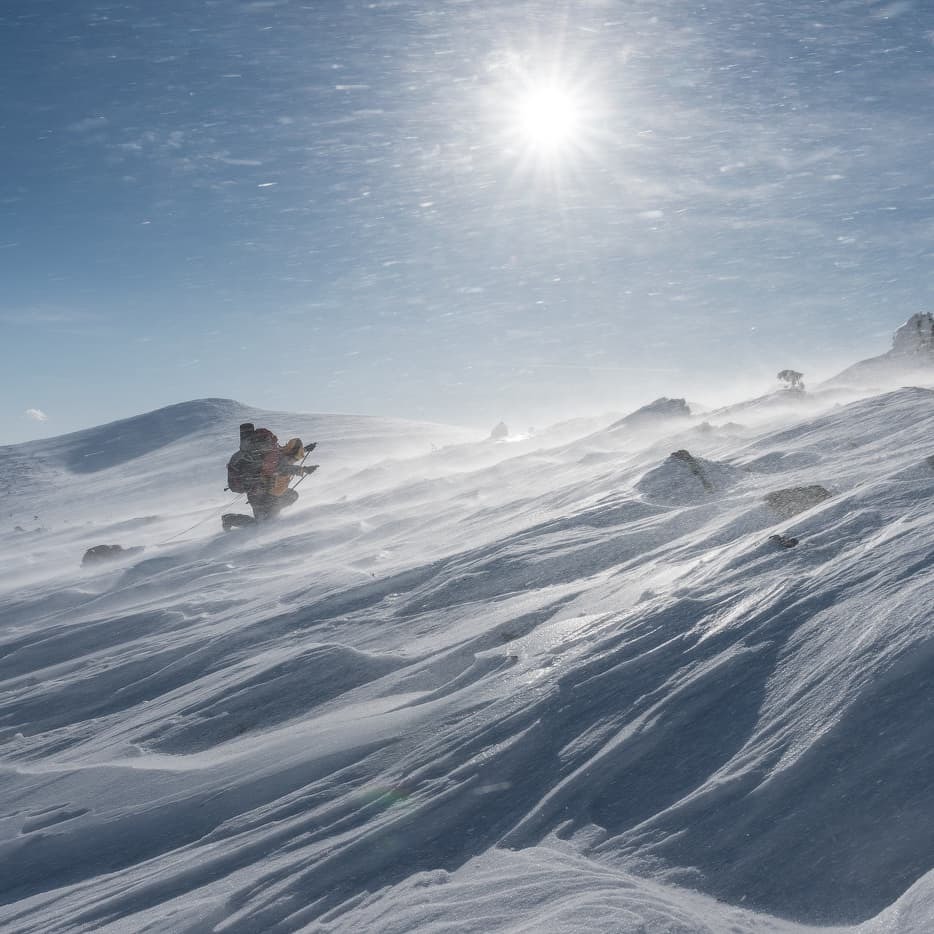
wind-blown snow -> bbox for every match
[2,378,934,933]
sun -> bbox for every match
[486,55,605,180]
[514,85,581,153]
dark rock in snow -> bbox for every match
[637,450,746,505]
[81,544,145,566]
[669,449,713,492]
[769,533,799,548]
[892,312,934,355]
[765,485,832,518]
[610,397,692,431]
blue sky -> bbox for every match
[2,0,933,442]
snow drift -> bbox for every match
[2,340,934,932]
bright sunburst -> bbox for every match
[487,54,605,182]
[514,85,581,153]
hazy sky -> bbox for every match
[2,0,933,442]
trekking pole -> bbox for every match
[156,494,245,546]
[291,465,319,492]
[289,442,319,491]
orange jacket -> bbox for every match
[257,437,305,496]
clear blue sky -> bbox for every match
[2,0,933,442]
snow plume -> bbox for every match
[24,408,48,422]
[4,386,934,932]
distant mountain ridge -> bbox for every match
[822,312,934,389]
[4,313,932,488]
[690,313,934,425]
[2,398,478,476]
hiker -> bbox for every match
[223,423,318,528]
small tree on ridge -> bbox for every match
[778,369,805,391]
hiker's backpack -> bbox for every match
[226,427,278,493]
[227,448,261,493]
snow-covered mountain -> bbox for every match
[822,312,934,390]
[2,360,934,931]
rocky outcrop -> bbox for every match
[769,533,800,548]
[765,485,832,518]
[669,449,713,492]
[81,544,144,566]
[892,313,934,356]
[824,313,934,389]
[610,397,692,432]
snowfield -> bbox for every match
[2,378,934,933]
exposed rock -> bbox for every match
[892,313,934,356]
[636,451,746,506]
[489,421,509,441]
[610,397,692,431]
[765,485,832,518]
[81,544,145,566]
[823,313,934,388]
[669,449,713,492]
[769,534,800,548]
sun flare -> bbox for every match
[515,85,581,152]
[488,57,605,180]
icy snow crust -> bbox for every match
[2,390,934,932]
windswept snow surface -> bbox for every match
[2,390,934,932]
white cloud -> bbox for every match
[25,408,48,422]
[212,153,264,166]
[67,115,108,133]
[872,1,913,18]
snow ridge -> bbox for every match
[2,386,934,932]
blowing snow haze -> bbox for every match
[1,320,934,931]
[3,1,934,441]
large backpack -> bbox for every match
[226,448,262,493]
[226,427,278,493]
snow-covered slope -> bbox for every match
[2,386,934,933]
[822,313,934,391]
[0,399,480,589]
